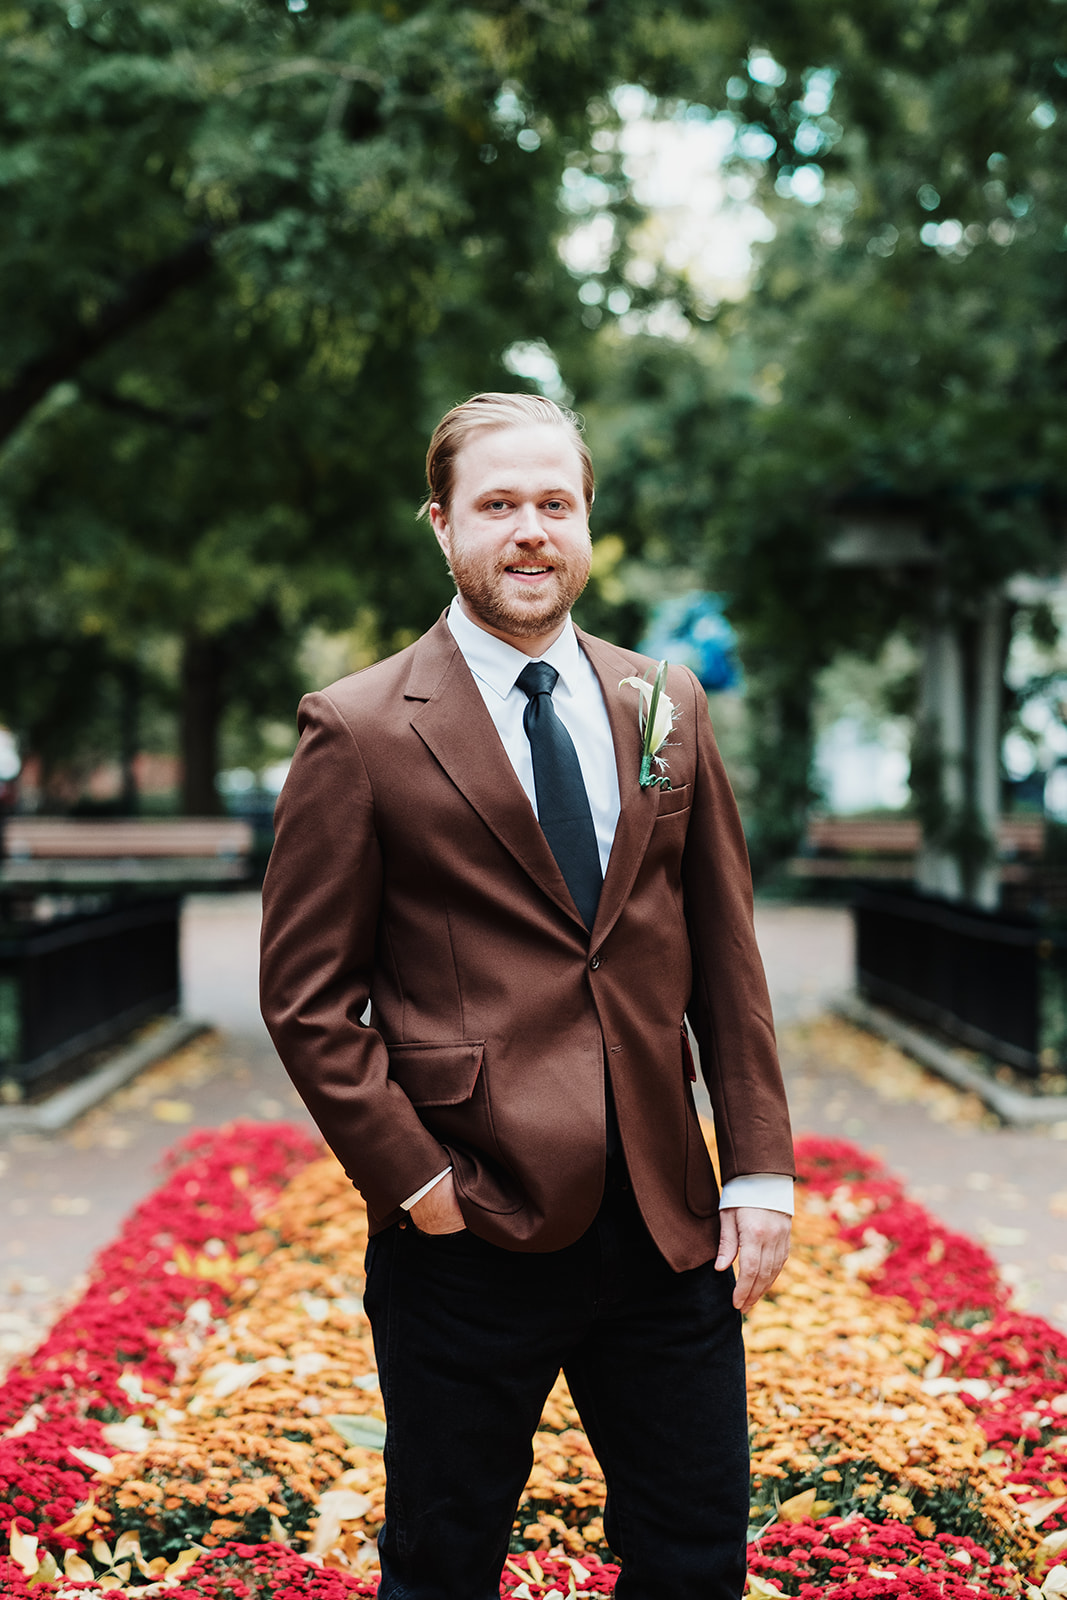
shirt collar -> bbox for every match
[446,595,582,700]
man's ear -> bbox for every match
[429,502,451,560]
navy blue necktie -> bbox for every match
[516,661,603,932]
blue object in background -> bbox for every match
[638,593,741,692]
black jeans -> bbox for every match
[363,1174,749,1600]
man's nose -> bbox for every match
[513,502,544,541]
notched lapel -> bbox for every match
[579,632,660,944]
[406,622,586,928]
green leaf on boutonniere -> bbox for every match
[621,658,676,789]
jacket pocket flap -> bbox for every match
[387,1040,486,1107]
[655,783,691,817]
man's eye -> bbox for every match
[545,500,566,512]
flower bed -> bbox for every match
[2,1123,1066,1598]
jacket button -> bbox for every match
[590,954,601,969]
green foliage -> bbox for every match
[721,0,1067,863]
[0,0,706,806]
[574,0,1067,869]
[4,0,1064,838]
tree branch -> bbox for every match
[223,58,384,95]
[79,382,217,433]
[0,229,217,446]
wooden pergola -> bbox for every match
[827,511,1004,910]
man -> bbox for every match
[260,392,794,1600]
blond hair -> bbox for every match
[419,392,594,520]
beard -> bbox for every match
[447,535,592,640]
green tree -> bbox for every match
[577,0,1067,873]
[0,0,714,809]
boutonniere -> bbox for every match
[619,659,676,789]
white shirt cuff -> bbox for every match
[719,1173,794,1216]
[400,1167,453,1211]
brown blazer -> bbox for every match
[260,614,793,1272]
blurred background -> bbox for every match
[3,0,1067,1101]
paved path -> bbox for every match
[1,896,1064,1367]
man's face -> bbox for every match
[430,424,592,655]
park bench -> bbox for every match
[0,818,256,1092]
[1,816,254,885]
[790,815,1045,881]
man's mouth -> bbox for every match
[505,564,553,577]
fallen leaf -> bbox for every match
[164,1546,204,1580]
[308,1490,373,1558]
[5,1403,45,1439]
[315,1488,373,1521]
[958,1379,994,1401]
[116,1371,151,1405]
[54,1495,101,1537]
[69,1445,115,1474]
[27,1549,58,1584]
[152,1098,194,1122]
[504,1557,535,1587]
[199,1355,289,1397]
[326,1413,387,1451]
[102,1419,156,1451]
[1024,1496,1067,1527]
[979,1223,1028,1247]
[63,1549,95,1581]
[9,1524,38,1577]
[114,1530,145,1562]
[777,1487,817,1523]
[294,1351,332,1379]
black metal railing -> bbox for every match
[0,897,180,1087]
[852,886,1053,1076]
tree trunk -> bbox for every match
[180,633,224,816]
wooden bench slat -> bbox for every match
[4,818,254,859]
[806,817,1045,857]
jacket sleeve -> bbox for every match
[680,668,796,1186]
[259,689,452,1216]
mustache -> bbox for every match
[497,545,566,569]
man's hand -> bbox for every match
[715,1207,791,1314]
[409,1171,466,1235]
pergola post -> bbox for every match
[915,606,965,901]
[972,594,1005,910]
[914,593,1004,908]
[828,517,1005,910]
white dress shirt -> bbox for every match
[401,599,793,1219]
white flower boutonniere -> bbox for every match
[620,659,676,790]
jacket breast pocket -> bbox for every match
[654,784,691,819]
[386,1040,522,1215]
